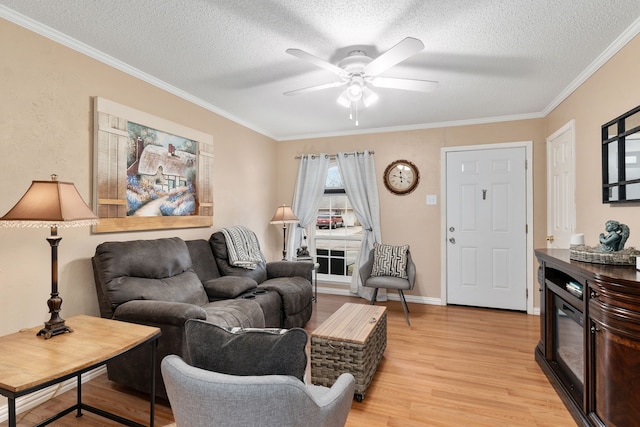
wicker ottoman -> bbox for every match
[311,303,387,401]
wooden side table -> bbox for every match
[0,315,161,427]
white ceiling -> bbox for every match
[2,1,640,141]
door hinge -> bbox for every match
[525,159,528,170]
[526,224,528,234]
[526,288,529,299]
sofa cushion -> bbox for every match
[202,276,257,299]
[93,237,208,310]
[209,231,268,283]
[202,299,265,329]
[185,319,307,381]
[371,242,409,279]
[108,271,208,308]
[185,239,221,282]
[96,237,193,279]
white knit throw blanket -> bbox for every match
[220,226,264,270]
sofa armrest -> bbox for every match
[202,276,257,300]
[266,261,313,282]
[113,300,207,327]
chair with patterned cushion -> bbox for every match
[359,243,416,326]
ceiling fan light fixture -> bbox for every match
[346,78,364,102]
[362,86,379,107]
[336,91,351,108]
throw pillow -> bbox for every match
[371,242,409,279]
[184,319,308,381]
[202,276,257,299]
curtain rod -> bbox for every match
[294,151,374,159]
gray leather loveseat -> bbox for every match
[91,233,313,398]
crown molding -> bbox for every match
[543,16,640,116]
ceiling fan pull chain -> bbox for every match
[355,102,359,126]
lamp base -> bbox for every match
[38,319,73,339]
[37,293,73,339]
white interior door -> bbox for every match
[446,147,527,311]
[547,120,576,248]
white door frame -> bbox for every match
[440,141,534,314]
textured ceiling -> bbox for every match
[1,1,640,140]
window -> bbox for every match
[312,162,362,284]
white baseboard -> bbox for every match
[0,366,107,423]
[316,286,443,306]
[316,286,538,312]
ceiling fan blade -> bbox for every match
[284,80,346,96]
[362,37,425,76]
[370,77,438,92]
[286,48,346,76]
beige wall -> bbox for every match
[277,120,546,304]
[1,14,639,338]
[546,34,640,242]
[278,33,640,306]
[0,19,282,338]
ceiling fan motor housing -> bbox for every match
[338,50,372,73]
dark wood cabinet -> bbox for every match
[535,249,640,427]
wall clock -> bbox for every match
[383,160,420,195]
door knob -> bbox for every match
[546,235,555,242]
[449,237,456,244]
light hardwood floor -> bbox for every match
[2,295,576,426]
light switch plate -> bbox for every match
[426,195,437,205]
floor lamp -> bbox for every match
[270,205,299,260]
[0,175,99,339]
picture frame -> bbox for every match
[92,97,214,233]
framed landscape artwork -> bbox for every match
[93,97,214,233]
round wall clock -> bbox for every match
[383,160,420,195]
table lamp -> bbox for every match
[270,205,299,260]
[0,175,99,338]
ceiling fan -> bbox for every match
[284,37,438,125]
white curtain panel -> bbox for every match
[286,154,330,259]
[336,151,383,299]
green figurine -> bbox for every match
[598,220,629,252]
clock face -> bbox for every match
[384,160,419,195]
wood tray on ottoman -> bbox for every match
[311,303,387,401]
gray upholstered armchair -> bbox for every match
[360,246,416,326]
[162,356,355,427]
[161,319,355,427]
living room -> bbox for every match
[1,2,640,426]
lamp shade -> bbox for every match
[270,205,298,224]
[1,175,99,228]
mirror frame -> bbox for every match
[601,105,640,203]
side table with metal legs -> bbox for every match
[296,257,319,302]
